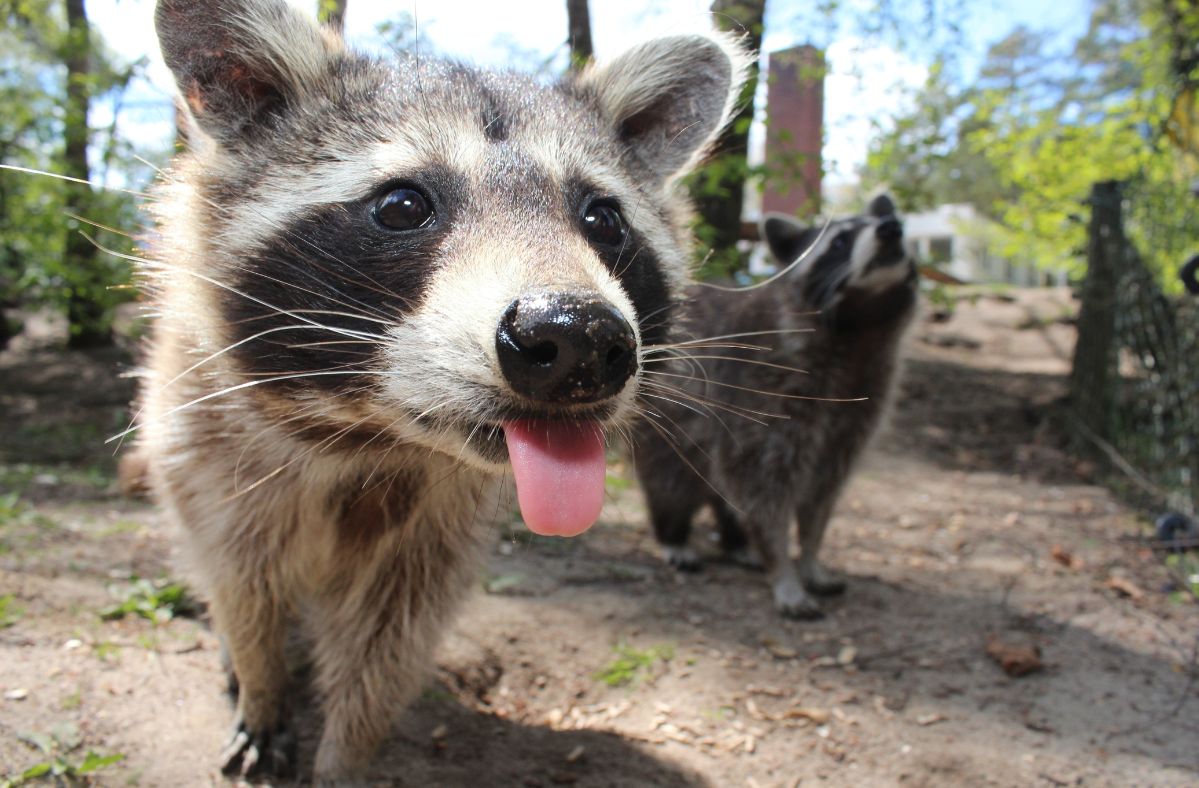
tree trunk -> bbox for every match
[318,0,347,34]
[1070,181,1124,440]
[691,0,765,277]
[566,0,593,69]
[63,0,109,348]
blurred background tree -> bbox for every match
[1,0,146,348]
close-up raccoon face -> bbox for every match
[151,0,744,534]
[761,194,916,321]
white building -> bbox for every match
[904,204,1068,286]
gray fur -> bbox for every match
[632,199,918,618]
[140,0,747,781]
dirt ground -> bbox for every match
[1,289,1196,787]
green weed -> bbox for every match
[100,578,198,625]
[594,642,674,687]
[0,595,22,629]
[3,724,123,787]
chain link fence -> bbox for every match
[1070,180,1198,515]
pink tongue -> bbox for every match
[502,420,606,537]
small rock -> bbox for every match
[63,639,83,651]
[565,745,585,763]
[430,724,448,740]
[5,688,29,701]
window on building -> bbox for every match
[929,236,953,264]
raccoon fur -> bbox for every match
[632,195,917,619]
[137,0,747,780]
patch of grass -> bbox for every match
[1165,553,1199,600]
[92,641,120,662]
[60,692,82,711]
[604,471,632,492]
[594,642,674,688]
[0,492,59,532]
[2,750,124,787]
[100,578,199,625]
[98,520,143,537]
[0,595,23,629]
[4,724,124,787]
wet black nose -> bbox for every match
[496,292,637,404]
[876,217,903,243]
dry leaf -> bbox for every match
[1050,544,1083,570]
[985,635,1043,677]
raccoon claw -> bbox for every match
[662,545,702,571]
[219,719,295,778]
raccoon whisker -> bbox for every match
[640,380,776,427]
[660,328,816,346]
[640,376,792,422]
[230,405,392,499]
[86,236,389,344]
[642,354,812,375]
[0,164,154,200]
[697,220,833,293]
[642,341,773,353]
[632,408,742,515]
[283,342,378,355]
[634,399,726,458]
[62,211,135,239]
[107,370,403,443]
[116,324,375,450]
[647,370,868,404]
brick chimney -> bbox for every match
[762,45,824,218]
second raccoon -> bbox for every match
[632,196,917,618]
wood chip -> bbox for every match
[1049,545,1083,570]
[784,707,830,724]
[1104,576,1144,600]
[915,713,946,726]
[565,745,585,763]
[836,646,857,666]
[430,724,448,740]
[985,635,1043,677]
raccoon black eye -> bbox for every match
[831,232,852,253]
[581,200,627,248]
[374,187,433,231]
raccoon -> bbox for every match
[138,0,746,780]
[632,195,917,619]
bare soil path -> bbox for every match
[1,290,1196,787]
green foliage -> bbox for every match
[0,0,152,341]
[594,642,674,687]
[99,578,198,625]
[863,0,1199,287]
[0,594,23,628]
[2,749,124,787]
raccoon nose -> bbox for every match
[876,217,903,243]
[496,292,637,404]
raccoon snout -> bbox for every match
[876,217,903,243]
[496,292,637,405]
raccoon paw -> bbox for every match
[219,717,295,778]
[800,564,847,597]
[773,582,824,620]
[661,544,702,571]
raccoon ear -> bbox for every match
[868,194,897,218]
[155,0,340,144]
[761,213,817,265]
[579,33,750,181]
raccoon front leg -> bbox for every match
[209,583,295,778]
[645,490,703,570]
[308,565,449,783]
[712,497,761,568]
[796,495,848,597]
[742,504,822,619]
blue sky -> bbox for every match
[87,0,1092,185]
